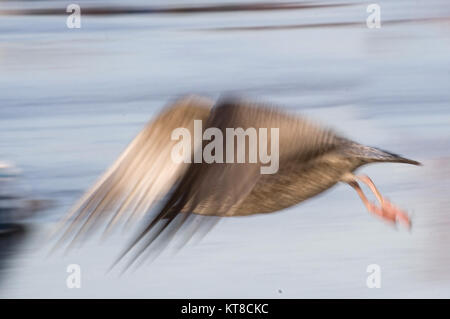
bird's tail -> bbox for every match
[348,143,421,166]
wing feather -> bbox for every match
[115,97,342,269]
[53,95,213,250]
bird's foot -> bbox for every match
[367,199,411,229]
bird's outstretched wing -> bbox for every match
[116,97,341,269]
[52,95,213,251]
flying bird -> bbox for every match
[53,95,420,269]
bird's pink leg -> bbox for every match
[345,175,411,229]
[357,175,411,228]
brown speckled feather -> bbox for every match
[174,97,343,217]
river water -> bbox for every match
[0,0,449,298]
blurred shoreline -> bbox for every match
[0,2,353,16]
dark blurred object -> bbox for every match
[0,222,27,285]
[0,161,53,283]
[0,161,53,226]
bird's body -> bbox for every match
[53,95,420,268]
[234,151,357,216]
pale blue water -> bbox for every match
[0,0,449,298]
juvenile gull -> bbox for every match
[53,95,420,268]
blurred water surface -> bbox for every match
[0,0,450,298]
